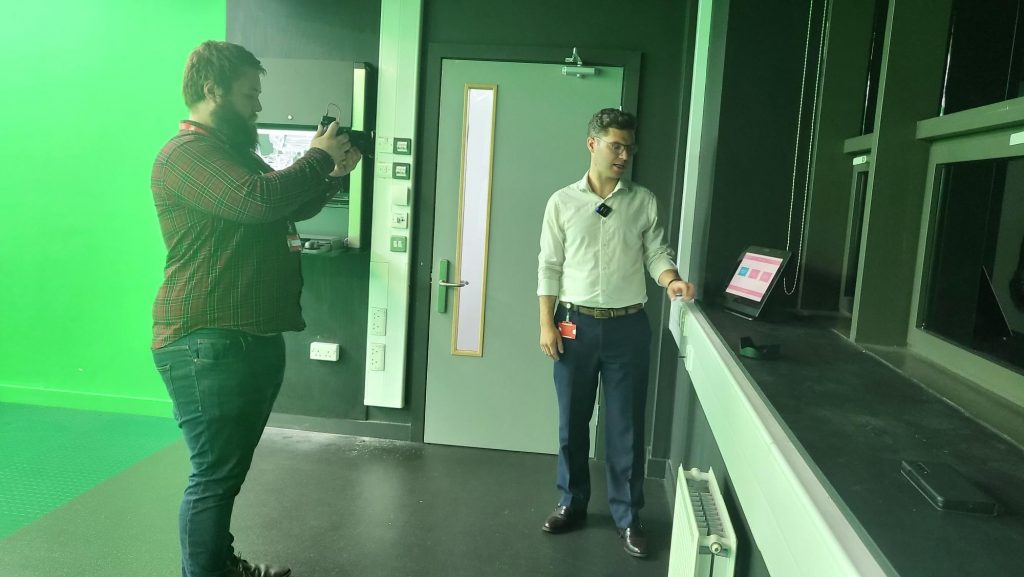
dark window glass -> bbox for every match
[921,157,1024,373]
[940,0,1024,115]
[861,0,889,134]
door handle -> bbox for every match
[437,259,469,313]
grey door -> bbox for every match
[424,59,624,453]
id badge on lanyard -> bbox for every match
[558,306,577,340]
[287,221,303,252]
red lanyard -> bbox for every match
[179,121,211,136]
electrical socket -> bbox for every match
[310,341,340,362]
[369,307,387,336]
[368,343,385,371]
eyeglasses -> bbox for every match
[596,136,639,157]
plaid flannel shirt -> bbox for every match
[151,121,342,349]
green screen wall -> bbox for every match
[0,2,226,416]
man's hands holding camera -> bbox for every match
[311,120,362,177]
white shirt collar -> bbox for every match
[576,173,630,197]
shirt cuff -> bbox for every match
[305,147,337,175]
[537,279,560,296]
[650,261,677,284]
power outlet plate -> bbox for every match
[310,341,340,362]
[368,343,386,371]
[370,307,387,336]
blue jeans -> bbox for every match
[153,329,286,577]
[553,305,650,529]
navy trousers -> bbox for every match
[553,304,650,529]
[153,328,286,577]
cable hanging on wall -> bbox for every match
[783,0,832,296]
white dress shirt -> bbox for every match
[537,174,676,308]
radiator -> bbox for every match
[668,467,737,577]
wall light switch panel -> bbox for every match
[390,235,408,252]
[392,162,411,180]
[393,138,412,155]
[391,184,410,206]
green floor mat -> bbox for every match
[0,402,181,538]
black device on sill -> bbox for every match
[900,460,999,515]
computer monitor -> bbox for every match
[255,123,318,171]
[256,123,347,209]
[722,246,791,319]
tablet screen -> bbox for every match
[726,252,785,302]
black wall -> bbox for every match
[228,0,381,62]
[704,0,819,308]
[227,0,390,423]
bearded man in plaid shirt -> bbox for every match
[150,41,360,577]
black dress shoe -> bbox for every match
[619,525,649,558]
[541,505,587,533]
[226,553,291,577]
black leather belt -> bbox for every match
[561,302,644,319]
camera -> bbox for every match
[320,115,375,159]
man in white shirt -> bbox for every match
[537,108,695,558]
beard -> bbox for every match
[211,101,258,152]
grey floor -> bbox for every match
[0,423,673,577]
